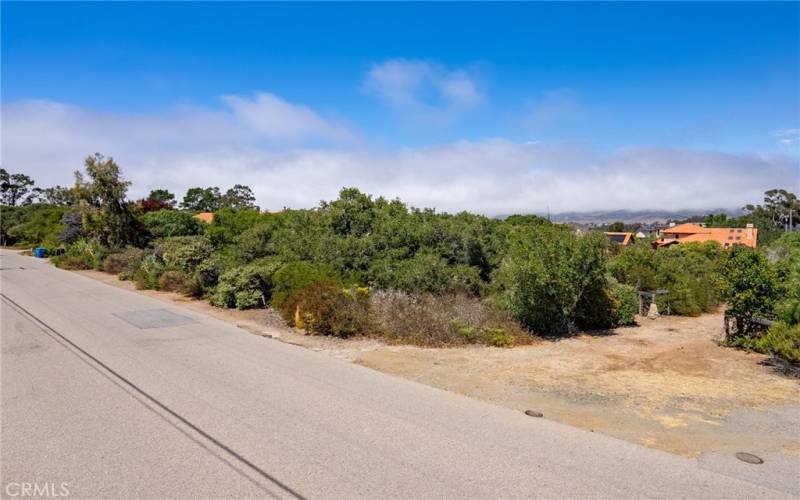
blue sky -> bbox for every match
[2,2,798,213]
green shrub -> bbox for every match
[494,226,608,335]
[143,209,204,239]
[369,252,484,295]
[751,322,800,363]
[775,299,800,326]
[716,246,778,332]
[453,321,515,347]
[132,254,164,290]
[609,241,721,317]
[282,283,372,338]
[158,271,185,292]
[270,261,339,309]
[156,236,214,273]
[102,247,144,275]
[612,282,638,326]
[0,204,68,248]
[206,208,264,246]
[210,259,281,309]
[51,239,103,270]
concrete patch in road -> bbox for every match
[112,309,196,330]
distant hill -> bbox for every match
[505,208,744,225]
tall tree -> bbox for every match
[744,189,799,229]
[181,187,223,212]
[0,168,40,206]
[223,184,256,209]
[75,153,143,247]
[147,188,176,207]
[39,185,77,206]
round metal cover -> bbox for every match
[735,452,763,464]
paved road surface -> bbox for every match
[1,250,796,498]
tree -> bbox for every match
[147,189,176,207]
[142,209,204,238]
[703,213,729,227]
[716,246,778,335]
[181,187,223,212]
[744,188,799,231]
[494,225,609,335]
[607,221,625,232]
[1,168,40,206]
[75,153,144,247]
[222,184,256,209]
[39,185,77,206]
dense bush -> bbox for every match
[102,247,144,275]
[575,279,638,330]
[210,259,281,309]
[282,283,372,338]
[158,270,185,292]
[142,209,205,238]
[368,252,484,295]
[156,236,214,273]
[716,246,778,326]
[751,322,800,363]
[132,253,165,290]
[494,225,609,335]
[51,239,103,270]
[370,290,532,346]
[609,241,722,316]
[270,261,340,309]
[0,204,67,248]
[206,208,264,245]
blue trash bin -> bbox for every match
[34,247,47,258]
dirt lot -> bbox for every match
[79,269,800,458]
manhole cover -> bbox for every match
[735,452,763,464]
[112,309,196,329]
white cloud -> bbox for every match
[221,92,352,141]
[2,98,795,214]
[364,59,482,122]
[774,128,800,146]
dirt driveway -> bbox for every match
[79,268,800,458]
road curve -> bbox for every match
[0,249,794,498]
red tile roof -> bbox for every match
[194,212,214,223]
[656,224,757,249]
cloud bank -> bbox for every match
[2,96,795,215]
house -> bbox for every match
[604,232,635,246]
[194,212,214,224]
[652,223,757,249]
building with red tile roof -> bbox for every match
[653,223,757,249]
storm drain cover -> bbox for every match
[735,452,763,465]
[113,309,196,329]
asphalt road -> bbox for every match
[1,249,796,499]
